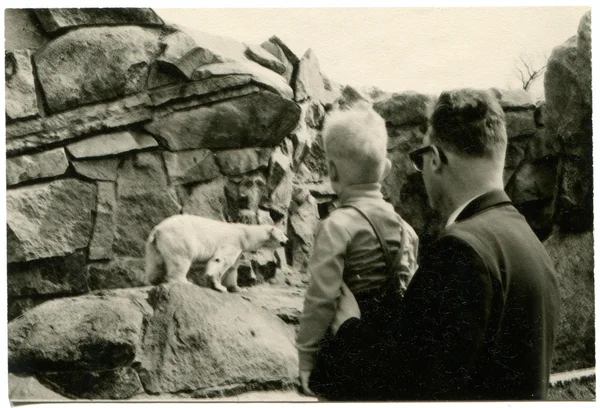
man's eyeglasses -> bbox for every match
[409,145,447,172]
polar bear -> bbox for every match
[145,214,288,292]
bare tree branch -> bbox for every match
[514,53,548,91]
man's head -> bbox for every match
[411,89,507,214]
[322,102,390,193]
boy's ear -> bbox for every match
[382,158,392,180]
[328,160,339,182]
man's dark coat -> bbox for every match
[311,190,560,401]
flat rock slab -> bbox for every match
[86,258,147,291]
[490,88,535,110]
[7,250,88,297]
[6,148,69,186]
[137,283,298,394]
[5,49,39,120]
[7,179,97,263]
[8,295,146,372]
[88,182,117,260]
[215,148,272,176]
[66,130,158,159]
[33,8,163,34]
[145,91,300,150]
[181,176,228,221]
[9,373,68,402]
[72,158,120,181]
[373,92,434,127]
[192,61,294,99]
[245,44,287,75]
[34,26,160,113]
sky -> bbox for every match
[155,6,590,100]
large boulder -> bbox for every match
[136,283,298,395]
[8,295,147,373]
[181,177,229,221]
[163,149,221,185]
[544,231,595,373]
[86,258,147,291]
[33,26,161,113]
[261,35,299,84]
[32,8,163,33]
[373,92,433,127]
[145,91,301,151]
[6,148,69,187]
[7,179,97,263]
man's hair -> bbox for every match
[430,89,507,159]
[322,101,388,183]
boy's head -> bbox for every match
[321,102,390,192]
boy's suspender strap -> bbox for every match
[340,204,396,280]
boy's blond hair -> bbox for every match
[322,102,388,184]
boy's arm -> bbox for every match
[397,220,419,291]
[295,216,350,371]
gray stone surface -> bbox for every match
[33,8,163,33]
[545,231,595,373]
[113,152,181,257]
[8,295,146,372]
[245,44,287,75]
[9,373,68,402]
[260,36,298,84]
[6,148,69,186]
[505,110,537,139]
[7,93,153,156]
[373,92,433,127]
[5,49,39,120]
[7,251,88,297]
[39,367,144,400]
[89,182,117,260]
[145,91,300,150]
[192,61,294,99]
[87,258,147,291]
[490,88,536,110]
[181,177,229,221]
[7,179,97,263]
[294,48,328,103]
[289,195,319,273]
[215,148,272,176]
[4,9,48,52]
[164,149,221,185]
[34,26,160,113]
[72,158,120,181]
[66,130,158,159]
[136,283,297,394]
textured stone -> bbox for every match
[534,100,546,127]
[289,195,319,273]
[215,148,272,176]
[524,129,560,161]
[373,92,433,127]
[6,148,68,186]
[260,36,298,84]
[113,152,181,257]
[136,283,297,394]
[262,152,294,220]
[182,27,250,62]
[554,156,593,233]
[490,88,535,110]
[294,48,328,103]
[181,177,228,221]
[241,287,305,324]
[163,149,221,185]
[245,44,287,75]
[157,29,198,67]
[248,249,280,282]
[72,158,120,181]
[8,298,47,322]
[145,91,300,150]
[33,8,163,33]
[66,130,158,159]
[88,182,117,260]
[87,258,147,291]
[4,9,48,52]
[7,93,153,156]
[505,158,558,204]
[7,250,88,297]
[334,85,372,110]
[304,100,325,129]
[545,13,592,156]
[33,26,160,113]
[7,179,97,263]
[39,367,143,400]
[545,231,595,372]
[224,171,268,223]
[5,49,39,120]
[505,110,537,138]
[192,61,294,99]
[149,75,255,107]
[9,373,68,402]
[8,295,146,372]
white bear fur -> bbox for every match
[145,214,288,292]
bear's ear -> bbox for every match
[269,226,278,236]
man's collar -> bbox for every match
[453,189,512,224]
[445,196,478,228]
[339,183,383,206]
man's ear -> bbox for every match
[328,160,339,182]
[430,146,444,173]
[382,158,392,180]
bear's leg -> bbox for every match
[206,247,241,293]
[223,265,242,293]
[163,256,193,283]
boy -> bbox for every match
[296,102,419,399]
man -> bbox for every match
[316,88,560,401]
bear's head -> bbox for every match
[265,226,288,249]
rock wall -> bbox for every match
[6,7,593,401]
